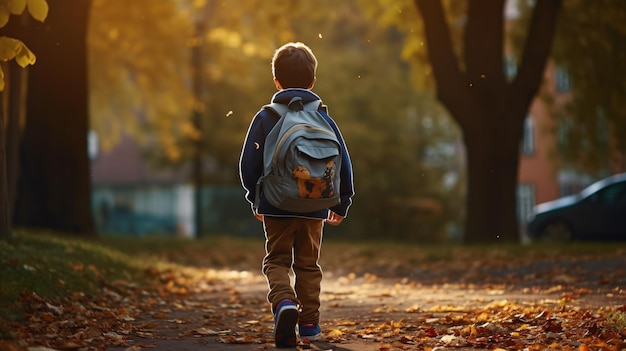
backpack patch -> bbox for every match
[256,97,341,213]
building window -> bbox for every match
[517,183,536,224]
[504,55,517,81]
[555,66,571,92]
[521,115,535,155]
[88,131,99,160]
[557,118,572,147]
[557,170,593,197]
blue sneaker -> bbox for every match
[274,300,299,348]
[298,323,322,341]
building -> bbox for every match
[89,133,259,237]
[90,134,194,236]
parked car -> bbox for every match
[527,173,626,241]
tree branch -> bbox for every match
[414,0,465,109]
[512,0,562,106]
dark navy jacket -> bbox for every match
[239,88,354,219]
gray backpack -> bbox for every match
[255,96,341,213]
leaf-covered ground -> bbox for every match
[1,231,625,350]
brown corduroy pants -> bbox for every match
[262,217,324,325]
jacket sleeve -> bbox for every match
[322,113,355,217]
[239,111,268,211]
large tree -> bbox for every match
[12,0,93,234]
[0,0,46,239]
[376,0,562,243]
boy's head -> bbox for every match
[272,42,317,90]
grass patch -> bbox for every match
[0,230,158,322]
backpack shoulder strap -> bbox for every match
[264,102,289,118]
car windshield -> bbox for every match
[580,174,626,200]
[592,182,626,205]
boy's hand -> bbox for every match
[254,212,264,222]
[326,211,344,226]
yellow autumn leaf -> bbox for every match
[326,329,343,338]
[15,42,36,67]
[0,10,8,28]
[10,0,27,14]
[405,304,420,313]
[475,311,490,322]
[0,36,36,67]
[26,0,48,22]
[0,37,18,61]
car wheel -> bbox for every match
[540,220,574,242]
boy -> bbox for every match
[239,42,354,348]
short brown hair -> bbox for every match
[272,42,317,89]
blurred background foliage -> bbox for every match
[88,0,463,242]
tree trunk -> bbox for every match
[0,62,28,240]
[192,19,205,237]
[0,11,30,238]
[6,63,27,226]
[13,0,94,235]
[414,0,561,243]
[462,108,524,243]
[0,88,9,239]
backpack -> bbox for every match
[255,96,342,213]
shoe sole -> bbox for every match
[275,306,299,348]
[300,333,322,341]
[298,325,322,341]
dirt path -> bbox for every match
[107,256,626,351]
